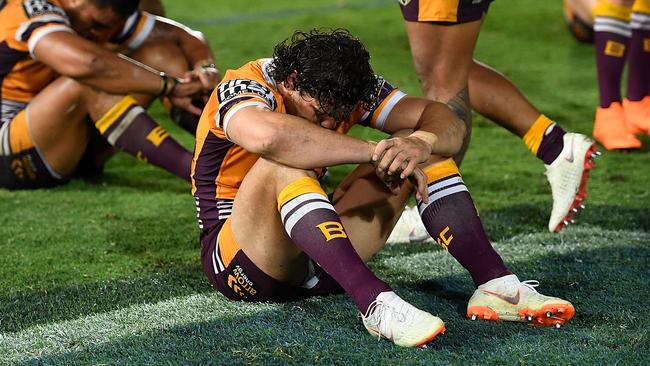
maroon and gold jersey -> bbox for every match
[192,58,407,232]
[0,0,155,123]
[399,0,493,23]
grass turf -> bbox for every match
[1,0,649,364]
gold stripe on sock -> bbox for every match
[523,114,553,155]
[423,159,460,184]
[277,177,326,211]
[95,95,139,134]
[593,0,632,21]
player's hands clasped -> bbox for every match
[184,64,220,94]
[371,136,433,203]
[169,78,205,115]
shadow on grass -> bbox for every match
[481,203,650,241]
[0,265,211,333]
[16,240,650,365]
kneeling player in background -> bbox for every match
[0,0,219,189]
[192,29,575,348]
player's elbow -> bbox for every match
[257,129,287,156]
[240,125,285,156]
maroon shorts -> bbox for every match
[399,0,493,24]
[200,215,343,302]
[0,109,67,189]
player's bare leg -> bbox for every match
[404,19,483,164]
[468,60,599,232]
[27,74,191,180]
[228,157,445,347]
[76,40,197,178]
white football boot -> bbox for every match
[386,206,433,244]
[545,132,600,233]
[467,274,575,328]
[362,291,445,347]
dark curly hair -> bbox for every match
[268,29,379,121]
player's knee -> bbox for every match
[253,157,317,186]
[129,40,189,77]
[54,77,101,105]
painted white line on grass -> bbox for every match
[0,293,272,364]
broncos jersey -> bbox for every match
[192,58,407,232]
[0,0,155,124]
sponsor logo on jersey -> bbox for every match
[217,79,276,110]
[22,0,66,19]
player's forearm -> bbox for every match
[36,32,165,95]
[412,102,466,157]
[238,112,374,169]
[72,50,166,95]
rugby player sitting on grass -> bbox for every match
[0,0,219,189]
[192,29,575,348]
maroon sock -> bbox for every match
[278,177,391,313]
[418,162,511,287]
[594,17,630,107]
[627,13,650,101]
[537,123,566,165]
[97,102,192,181]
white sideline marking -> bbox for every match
[0,294,268,364]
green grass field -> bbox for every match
[2,0,650,364]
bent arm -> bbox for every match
[227,107,375,169]
[145,16,217,71]
[383,96,466,157]
[33,31,166,95]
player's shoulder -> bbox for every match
[216,58,278,108]
[4,0,66,20]
[21,0,66,18]
[2,0,67,29]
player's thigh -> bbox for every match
[200,218,309,302]
[405,19,484,101]
[25,78,93,176]
[0,109,68,189]
[331,163,412,262]
[229,157,315,285]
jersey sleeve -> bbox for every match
[8,0,73,58]
[214,79,278,141]
[356,76,407,132]
[109,10,156,50]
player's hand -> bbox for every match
[372,136,432,180]
[184,65,220,93]
[169,79,204,115]
[373,161,429,204]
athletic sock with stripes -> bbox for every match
[522,114,566,165]
[94,96,192,181]
[627,9,650,101]
[593,1,631,107]
[417,159,511,287]
[278,176,391,313]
